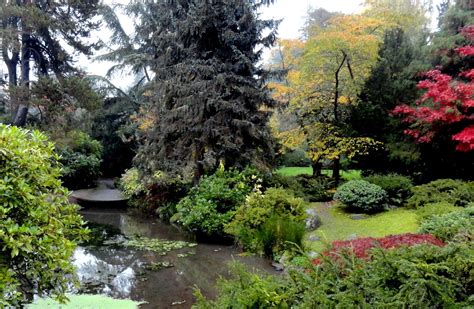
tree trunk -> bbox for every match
[11,32,32,127]
[4,48,19,118]
[12,105,28,126]
[332,157,340,185]
[192,144,204,185]
[311,159,322,177]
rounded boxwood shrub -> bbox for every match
[334,180,387,212]
[0,125,87,306]
[365,173,413,206]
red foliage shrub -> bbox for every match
[312,233,445,265]
[392,25,474,152]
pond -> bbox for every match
[74,209,277,308]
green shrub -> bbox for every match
[407,179,474,208]
[296,174,334,202]
[225,187,306,256]
[0,125,88,306]
[120,168,190,216]
[419,206,474,242]
[174,167,259,236]
[334,180,388,213]
[277,148,311,167]
[365,173,413,206]
[196,242,474,308]
[262,173,304,197]
[194,263,288,308]
[119,168,148,208]
[263,173,333,202]
[57,130,103,189]
[416,202,463,222]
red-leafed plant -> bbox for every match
[313,233,445,265]
[392,25,474,152]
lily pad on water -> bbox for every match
[143,261,174,270]
[28,295,144,309]
[125,236,197,255]
[177,251,196,258]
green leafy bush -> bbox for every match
[174,167,259,236]
[120,168,189,216]
[57,130,103,189]
[277,148,311,167]
[196,242,474,308]
[119,168,147,207]
[264,173,333,202]
[407,179,474,208]
[120,168,146,197]
[419,206,474,242]
[334,180,388,213]
[194,263,288,308]
[416,202,463,222]
[0,125,87,306]
[296,175,333,202]
[225,187,306,256]
[365,173,413,206]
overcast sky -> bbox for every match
[89,0,368,87]
[261,0,364,39]
[0,1,441,89]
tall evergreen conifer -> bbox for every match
[134,0,278,182]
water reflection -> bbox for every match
[76,209,276,308]
[74,247,139,297]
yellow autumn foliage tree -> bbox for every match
[271,14,385,177]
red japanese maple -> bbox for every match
[312,233,445,265]
[393,25,474,152]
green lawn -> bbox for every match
[305,203,419,252]
[276,166,362,180]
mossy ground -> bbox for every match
[305,202,419,252]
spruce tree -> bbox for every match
[133,0,278,182]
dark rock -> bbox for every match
[305,208,322,231]
[347,233,358,240]
[271,262,284,271]
[308,251,318,258]
[350,214,367,220]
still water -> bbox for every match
[75,209,276,308]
